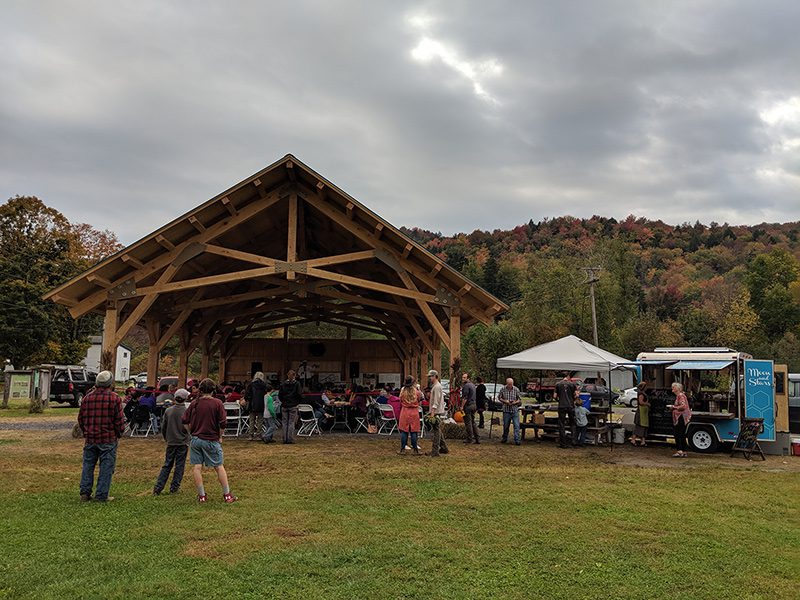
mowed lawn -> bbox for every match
[0,419,798,600]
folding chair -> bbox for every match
[377,404,397,435]
[418,407,426,438]
[129,405,153,437]
[222,402,241,437]
[297,404,321,436]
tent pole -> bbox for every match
[609,366,614,452]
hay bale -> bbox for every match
[441,422,466,439]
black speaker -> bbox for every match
[349,361,360,379]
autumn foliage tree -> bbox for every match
[0,196,122,367]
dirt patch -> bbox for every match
[274,527,306,539]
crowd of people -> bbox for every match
[76,366,691,503]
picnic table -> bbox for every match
[329,401,352,432]
[520,404,611,445]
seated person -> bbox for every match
[138,388,159,432]
[139,388,156,411]
[349,386,369,417]
[387,390,402,419]
[123,394,139,425]
[376,386,390,404]
[311,391,335,429]
[156,384,174,406]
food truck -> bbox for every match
[632,347,790,454]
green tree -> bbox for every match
[0,196,118,366]
[462,320,527,381]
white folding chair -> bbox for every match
[297,404,321,436]
[418,407,426,438]
[378,404,397,435]
[223,402,241,437]
[129,406,153,437]
[354,415,369,433]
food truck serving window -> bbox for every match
[666,360,735,370]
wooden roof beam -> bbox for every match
[155,235,175,251]
[66,190,286,319]
[285,160,296,182]
[87,274,113,288]
[300,189,497,325]
[188,216,206,233]
[220,196,237,216]
[121,254,145,270]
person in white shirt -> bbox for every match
[426,370,449,457]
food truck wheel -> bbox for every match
[688,426,718,453]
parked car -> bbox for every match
[620,387,639,407]
[579,383,619,406]
[46,365,97,407]
[156,376,198,390]
[130,372,148,388]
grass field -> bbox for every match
[0,399,78,419]
[0,418,798,600]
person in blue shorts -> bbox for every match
[181,378,237,503]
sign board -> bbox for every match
[9,373,32,399]
[730,418,766,461]
[379,373,402,389]
[743,359,775,441]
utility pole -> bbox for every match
[583,267,602,346]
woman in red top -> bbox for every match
[398,377,421,456]
[671,382,692,457]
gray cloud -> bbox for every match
[1,0,798,244]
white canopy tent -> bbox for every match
[494,335,632,447]
[496,335,632,372]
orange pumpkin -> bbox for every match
[453,410,464,423]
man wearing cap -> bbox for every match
[427,370,449,457]
[78,370,124,502]
[152,388,191,495]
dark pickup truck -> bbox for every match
[47,365,97,407]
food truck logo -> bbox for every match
[746,367,772,387]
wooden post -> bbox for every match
[432,335,442,377]
[218,340,228,383]
[200,334,211,379]
[449,309,461,395]
[343,326,352,384]
[283,325,290,379]
[178,327,190,388]
[146,319,160,387]
[101,303,118,379]
[287,192,298,280]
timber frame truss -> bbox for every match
[45,155,508,386]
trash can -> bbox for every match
[580,392,591,410]
[611,424,625,444]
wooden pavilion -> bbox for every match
[44,155,508,387]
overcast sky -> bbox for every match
[1,1,799,244]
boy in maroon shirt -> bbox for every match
[181,378,237,503]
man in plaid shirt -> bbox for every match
[78,370,124,502]
[498,377,523,445]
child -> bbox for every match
[262,385,280,443]
[574,397,590,447]
[153,388,191,495]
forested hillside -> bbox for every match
[402,216,800,373]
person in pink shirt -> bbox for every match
[670,382,692,458]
